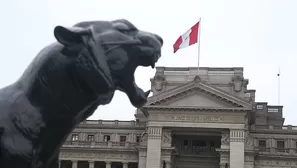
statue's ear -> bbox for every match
[54,26,90,46]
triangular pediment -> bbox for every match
[163,91,234,108]
[146,80,252,108]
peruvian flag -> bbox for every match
[173,21,200,53]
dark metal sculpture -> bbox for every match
[0,19,163,168]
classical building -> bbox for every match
[59,67,297,168]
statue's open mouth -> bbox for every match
[136,32,163,69]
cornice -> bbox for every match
[141,106,251,116]
[147,80,252,108]
[60,147,137,152]
[142,106,251,112]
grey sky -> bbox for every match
[1,0,296,124]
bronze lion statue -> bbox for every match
[0,19,163,168]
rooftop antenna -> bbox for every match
[277,67,281,105]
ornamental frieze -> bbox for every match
[59,151,138,160]
[149,114,245,124]
[168,115,224,123]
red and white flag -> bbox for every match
[173,21,200,53]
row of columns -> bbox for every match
[145,126,246,168]
[60,160,129,168]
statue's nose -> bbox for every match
[137,31,163,47]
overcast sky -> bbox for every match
[1,0,296,125]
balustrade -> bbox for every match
[59,160,135,168]
[62,140,139,149]
[180,146,217,155]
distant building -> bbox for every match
[59,67,297,168]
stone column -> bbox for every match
[165,161,171,168]
[123,162,128,168]
[72,160,77,168]
[146,127,162,168]
[229,129,245,168]
[219,131,230,167]
[244,155,255,168]
[105,161,111,168]
[89,161,95,168]
[218,151,229,168]
[138,149,147,168]
[58,160,61,168]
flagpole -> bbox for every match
[277,67,281,105]
[197,17,202,76]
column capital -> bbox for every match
[71,160,78,163]
[89,160,95,163]
[230,129,245,142]
[147,127,162,139]
[122,161,129,164]
[105,161,112,164]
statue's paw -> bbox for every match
[131,90,150,108]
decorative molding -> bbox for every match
[255,159,297,167]
[245,132,254,150]
[162,130,172,146]
[221,132,230,146]
[148,114,245,125]
[230,130,245,142]
[169,115,224,123]
[59,151,138,161]
[142,106,251,114]
[151,74,167,93]
[232,75,245,92]
[146,80,252,108]
[147,127,162,139]
[217,149,230,162]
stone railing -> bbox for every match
[251,125,297,132]
[179,146,217,156]
[77,120,141,128]
[282,125,297,131]
[159,67,242,77]
[254,147,297,156]
[62,140,139,149]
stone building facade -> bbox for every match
[59,67,297,168]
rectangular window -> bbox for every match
[277,140,285,148]
[276,140,285,152]
[136,136,140,143]
[120,136,126,146]
[268,108,278,112]
[120,136,126,142]
[256,105,263,109]
[183,140,188,148]
[87,135,94,141]
[71,134,79,141]
[259,140,266,151]
[104,135,110,142]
